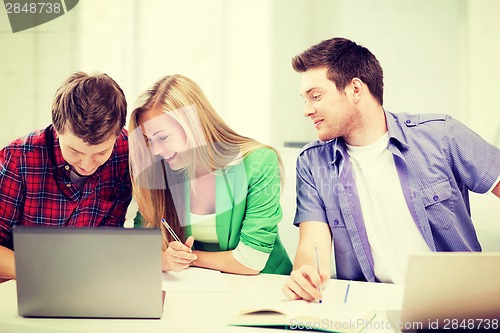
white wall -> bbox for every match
[0,7,77,145]
[0,0,498,253]
[466,0,500,142]
[1,0,499,146]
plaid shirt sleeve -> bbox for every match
[100,167,132,226]
[0,148,24,246]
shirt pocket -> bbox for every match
[326,207,352,254]
[420,179,453,229]
[87,198,116,225]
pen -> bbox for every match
[344,282,350,304]
[161,218,195,264]
[314,244,323,304]
[161,218,182,243]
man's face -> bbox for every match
[299,66,359,142]
[58,131,117,176]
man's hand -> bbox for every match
[282,264,329,302]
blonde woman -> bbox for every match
[128,74,292,275]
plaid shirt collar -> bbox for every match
[46,126,102,199]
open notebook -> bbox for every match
[228,273,404,332]
[162,267,229,293]
[228,298,375,333]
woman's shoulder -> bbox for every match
[244,147,279,164]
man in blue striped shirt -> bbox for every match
[282,37,500,302]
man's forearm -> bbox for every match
[293,222,332,272]
[0,245,16,281]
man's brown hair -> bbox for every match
[292,37,384,106]
[52,72,127,144]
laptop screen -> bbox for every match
[398,252,500,331]
[13,226,164,319]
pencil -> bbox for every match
[314,244,323,303]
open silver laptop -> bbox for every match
[389,252,500,332]
[13,226,164,319]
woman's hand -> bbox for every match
[161,236,197,272]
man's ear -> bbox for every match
[350,78,364,103]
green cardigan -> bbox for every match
[135,148,292,275]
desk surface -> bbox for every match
[0,270,403,333]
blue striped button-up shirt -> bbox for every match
[294,111,500,282]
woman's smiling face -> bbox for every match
[138,107,189,170]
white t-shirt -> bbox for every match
[346,133,430,284]
[190,212,218,243]
[190,212,270,271]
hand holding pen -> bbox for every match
[161,218,197,272]
[282,264,326,302]
[282,247,329,302]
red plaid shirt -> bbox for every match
[0,125,132,249]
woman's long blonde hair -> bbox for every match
[128,74,283,248]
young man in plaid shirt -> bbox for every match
[0,72,132,281]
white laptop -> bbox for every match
[13,226,164,319]
[389,252,500,332]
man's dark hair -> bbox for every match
[51,72,127,144]
[292,37,384,105]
